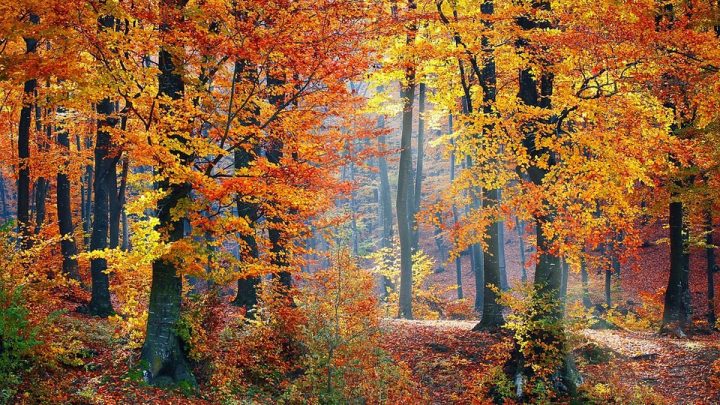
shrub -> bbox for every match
[207,249,417,403]
[289,249,416,403]
[368,242,452,319]
[0,282,41,404]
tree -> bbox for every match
[474,0,504,331]
[231,59,261,312]
[17,13,39,249]
[410,82,426,251]
[56,107,81,281]
[85,14,117,318]
[140,0,195,386]
[396,0,418,320]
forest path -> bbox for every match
[382,318,720,404]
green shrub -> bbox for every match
[0,283,41,404]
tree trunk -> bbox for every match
[560,259,569,310]
[87,95,116,317]
[580,256,591,308]
[432,212,448,273]
[230,60,261,312]
[605,261,612,308]
[511,9,580,393]
[108,157,120,249]
[141,0,196,385]
[112,156,129,250]
[661,199,691,335]
[83,139,94,247]
[121,210,129,250]
[56,108,81,281]
[475,1,504,329]
[377,110,395,298]
[397,71,416,319]
[411,83,426,251]
[706,208,716,329]
[33,104,50,235]
[517,217,528,283]
[33,177,47,234]
[17,14,39,248]
[449,114,463,300]
[397,1,417,319]
[266,70,292,289]
[0,175,8,222]
[498,215,508,290]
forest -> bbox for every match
[1,0,720,403]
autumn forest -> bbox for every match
[2,0,720,403]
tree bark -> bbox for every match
[475,0,504,329]
[230,60,261,312]
[411,83,426,251]
[377,110,395,298]
[397,75,416,319]
[56,107,81,281]
[83,136,94,247]
[661,198,691,334]
[141,0,196,386]
[511,5,580,393]
[87,94,116,317]
[266,69,292,289]
[498,215,508,290]
[397,0,417,319]
[449,114,463,299]
[580,255,591,308]
[604,244,612,307]
[33,103,50,235]
[17,14,39,248]
[517,217,528,283]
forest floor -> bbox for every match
[16,221,720,403]
[382,319,720,404]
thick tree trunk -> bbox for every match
[141,1,196,385]
[706,209,716,329]
[265,70,292,289]
[475,3,504,328]
[475,190,505,330]
[87,96,116,317]
[397,1,417,319]
[87,14,120,316]
[397,73,416,319]
[56,109,81,281]
[17,15,39,248]
[511,8,580,393]
[661,199,691,335]
[231,60,261,311]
